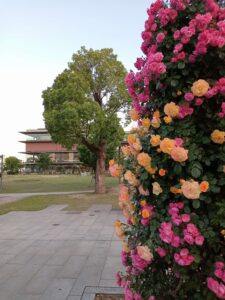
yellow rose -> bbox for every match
[137,152,151,167]
[142,118,151,128]
[211,129,225,144]
[150,135,161,147]
[160,138,175,154]
[164,102,179,117]
[137,245,153,262]
[181,180,201,199]
[191,79,210,97]
[152,182,163,195]
[129,109,139,121]
[170,147,188,162]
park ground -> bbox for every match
[0,174,123,299]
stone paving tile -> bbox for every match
[39,278,75,300]
[0,204,123,299]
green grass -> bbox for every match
[0,174,118,193]
[0,187,120,215]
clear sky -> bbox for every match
[1,0,152,160]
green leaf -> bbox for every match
[170,79,179,87]
[193,200,200,209]
[173,163,182,175]
[178,62,185,69]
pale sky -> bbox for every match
[1,0,151,160]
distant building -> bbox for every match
[19,128,83,173]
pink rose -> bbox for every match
[181,214,191,223]
[195,235,204,246]
[184,234,194,245]
[215,262,225,269]
[156,247,167,257]
[156,32,165,43]
[185,92,194,101]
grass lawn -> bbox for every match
[0,187,120,215]
[0,174,118,193]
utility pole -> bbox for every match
[0,155,3,189]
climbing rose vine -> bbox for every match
[110,0,225,299]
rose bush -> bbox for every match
[110,0,225,299]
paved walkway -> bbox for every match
[0,204,124,300]
[0,191,95,205]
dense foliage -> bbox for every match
[110,0,225,299]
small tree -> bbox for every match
[4,156,22,174]
[42,47,130,193]
[36,153,51,173]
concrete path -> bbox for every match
[0,204,124,300]
[0,191,95,205]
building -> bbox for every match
[19,128,83,173]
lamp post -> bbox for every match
[0,155,3,189]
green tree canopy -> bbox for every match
[4,156,22,174]
[43,47,130,193]
[36,153,51,173]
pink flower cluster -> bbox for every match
[168,202,190,226]
[218,102,225,118]
[142,52,166,80]
[159,222,182,247]
[183,223,204,246]
[158,8,178,27]
[207,262,225,299]
[178,104,194,119]
[156,247,167,257]
[124,287,143,300]
[171,0,190,11]
[131,253,151,272]
[174,248,195,266]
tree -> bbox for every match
[42,47,129,193]
[36,153,51,173]
[78,137,122,171]
[4,156,22,174]
[111,0,225,299]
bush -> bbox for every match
[111,1,225,299]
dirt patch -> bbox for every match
[95,294,124,300]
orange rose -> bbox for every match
[109,159,114,166]
[119,185,129,202]
[132,138,142,152]
[177,90,182,96]
[159,169,166,176]
[164,102,179,117]
[137,152,151,167]
[151,117,161,128]
[145,166,157,175]
[129,109,139,121]
[142,118,151,128]
[191,79,210,97]
[170,147,188,162]
[140,200,147,207]
[150,135,161,147]
[114,220,125,240]
[153,111,160,118]
[164,116,172,124]
[170,186,182,194]
[137,245,153,261]
[123,242,130,253]
[142,209,150,218]
[211,130,225,144]
[121,145,131,157]
[124,170,139,186]
[127,134,136,145]
[181,180,201,199]
[160,138,175,154]
[200,181,209,192]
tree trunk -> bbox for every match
[95,144,106,194]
